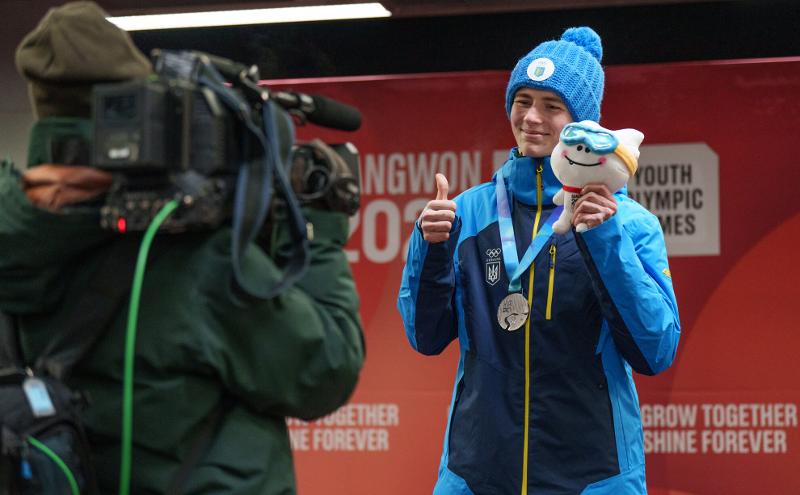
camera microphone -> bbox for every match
[271,91,362,132]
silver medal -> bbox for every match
[497,292,529,331]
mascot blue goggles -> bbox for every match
[560,123,619,155]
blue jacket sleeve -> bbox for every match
[397,219,461,355]
[575,205,680,375]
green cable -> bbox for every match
[119,200,179,495]
[27,435,80,495]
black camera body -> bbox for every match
[93,74,239,232]
[90,50,361,233]
[93,78,235,175]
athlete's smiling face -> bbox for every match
[509,88,573,158]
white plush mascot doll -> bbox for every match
[551,120,644,234]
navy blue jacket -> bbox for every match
[398,151,680,494]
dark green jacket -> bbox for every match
[0,130,364,493]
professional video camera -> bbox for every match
[91,49,361,233]
[89,49,363,300]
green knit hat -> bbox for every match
[15,1,152,118]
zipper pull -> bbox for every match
[536,161,543,189]
[549,244,556,268]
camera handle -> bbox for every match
[156,50,362,132]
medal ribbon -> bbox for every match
[496,170,563,293]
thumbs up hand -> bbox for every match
[419,173,457,243]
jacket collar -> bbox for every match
[493,148,562,206]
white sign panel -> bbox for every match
[629,143,720,257]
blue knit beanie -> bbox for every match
[505,26,604,122]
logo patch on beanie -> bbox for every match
[526,58,555,82]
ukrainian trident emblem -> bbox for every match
[485,247,501,286]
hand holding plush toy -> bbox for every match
[551,121,644,234]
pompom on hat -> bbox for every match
[15,1,152,118]
[505,26,605,123]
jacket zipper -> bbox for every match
[545,244,556,320]
[521,160,543,495]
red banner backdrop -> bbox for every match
[272,57,800,495]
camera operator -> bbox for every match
[0,2,365,494]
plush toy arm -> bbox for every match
[553,189,564,205]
